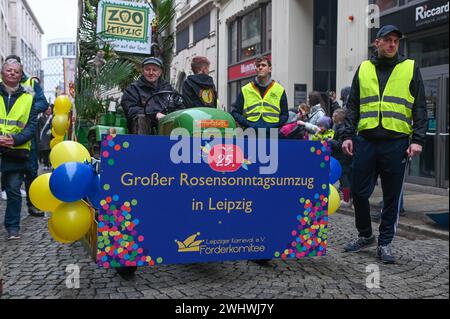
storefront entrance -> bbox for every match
[407,65,449,188]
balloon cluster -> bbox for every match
[50,95,72,149]
[328,157,343,215]
[29,141,101,244]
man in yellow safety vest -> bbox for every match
[231,55,288,138]
[341,25,427,263]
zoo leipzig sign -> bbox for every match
[96,0,154,54]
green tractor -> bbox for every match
[77,91,236,160]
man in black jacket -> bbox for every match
[182,56,217,108]
[121,57,179,135]
[341,25,427,264]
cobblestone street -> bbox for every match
[0,200,448,299]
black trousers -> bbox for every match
[351,135,409,246]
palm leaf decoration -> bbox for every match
[75,0,177,119]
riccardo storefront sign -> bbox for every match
[373,0,449,40]
[415,0,449,27]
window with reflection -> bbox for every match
[374,0,398,12]
[241,9,261,59]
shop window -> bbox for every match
[229,81,238,110]
[408,32,449,68]
[265,2,272,52]
[240,9,261,59]
[373,0,398,12]
[229,21,238,64]
[193,13,210,43]
[176,27,189,53]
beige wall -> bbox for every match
[336,0,369,97]
[272,0,313,109]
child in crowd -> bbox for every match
[329,108,353,207]
[297,115,334,141]
[311,116,335,141]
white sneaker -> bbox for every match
[20,189,27,198]
[340,200,353,208]
[1,191,6,200]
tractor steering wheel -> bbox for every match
[143,90,185,117]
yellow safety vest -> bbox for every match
[311,129,335,141]
[242,81,284,124]
[358,59,415,135]
[0,92,33,151]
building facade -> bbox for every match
[171,0,220,106]
[172,0,448,188]
[5,0,43,77]
[41,38,76,103]
[0,0,12,63]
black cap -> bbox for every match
[376,25,403,39]
[5,55,21,63]
[142,57,163,68]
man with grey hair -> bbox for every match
[0,55,49,218]
[0,58,38,239]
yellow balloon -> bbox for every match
[50,136,64,149]
[52,114,70,136]
[50,141,91,169]
[328,184,341,215]
[29,173,64,212]
[48,219,74,244]
[51,127,64,139]
[51,201,93,242]
[54,94,72,114]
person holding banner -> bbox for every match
[121,56,181,135]
[341,25,427,264]
[231,55,288,137]
[0,58,38,239]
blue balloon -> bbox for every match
[87,174,101,209]
[49,162,96,202]
[330,157,342,184]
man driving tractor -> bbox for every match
[121,57,182,135]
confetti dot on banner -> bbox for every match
[131,199,138,206]
[310,147,316,153]
[104,184,110,191]
[300,198,305,203]
[320,162,326,168]
[292,230,297,236]
[102,151,109,158]
[156,257,163,264]
[274,252,280,258]
[113,195,119,202]
[123,142,130,148]
[108,159,115,166]
[322,184,327,190]
[316,150,322,155]
[138,235,144,242]
[114,145,121,151]
[102,141,108,147]
[324,155,330,161]
[100,200,106,206]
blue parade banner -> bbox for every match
[97,134,331,268]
